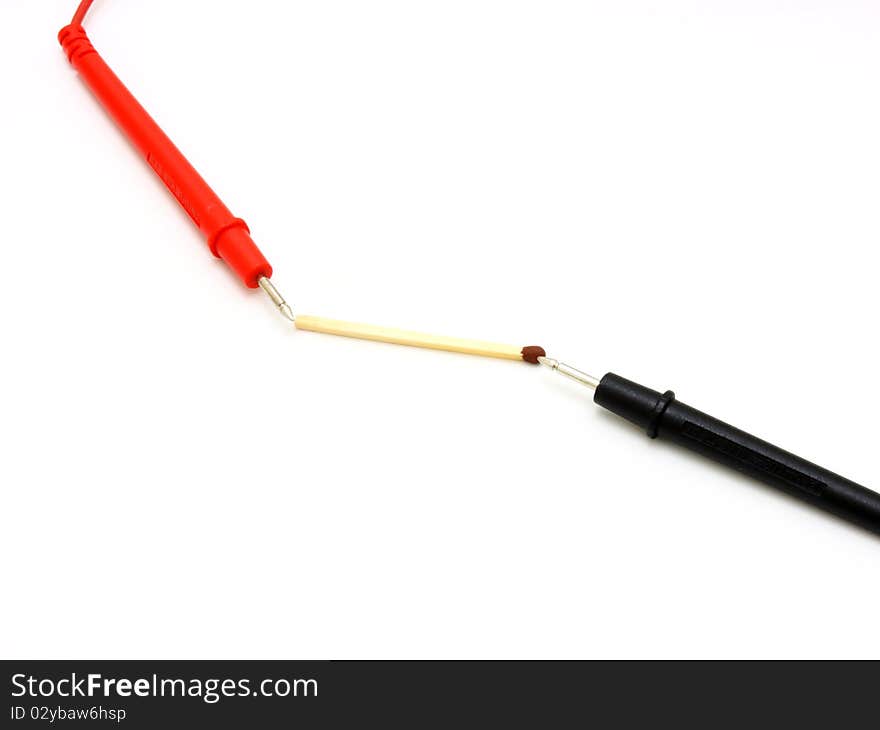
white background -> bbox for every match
[2,0,878,659]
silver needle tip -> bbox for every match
[278,302,295,322]
[537,355,600,390]
[258,276,295,323]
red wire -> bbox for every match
[71,0,95,26]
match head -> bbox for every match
[521,345,547,364]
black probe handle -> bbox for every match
[594,373,880,535]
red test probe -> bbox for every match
[58,0,294,320]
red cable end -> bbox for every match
[59,18,275,289]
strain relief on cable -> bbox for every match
[58,24,96,64]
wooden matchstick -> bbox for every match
[294,314,545,363]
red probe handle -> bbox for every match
[58,24,272,288]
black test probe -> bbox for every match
[538,358,880,535]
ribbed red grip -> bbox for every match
[58,23,272,287]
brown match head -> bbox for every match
[521,345,546,364]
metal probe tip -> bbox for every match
[258,277,295,323]
[537,356,601,390]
